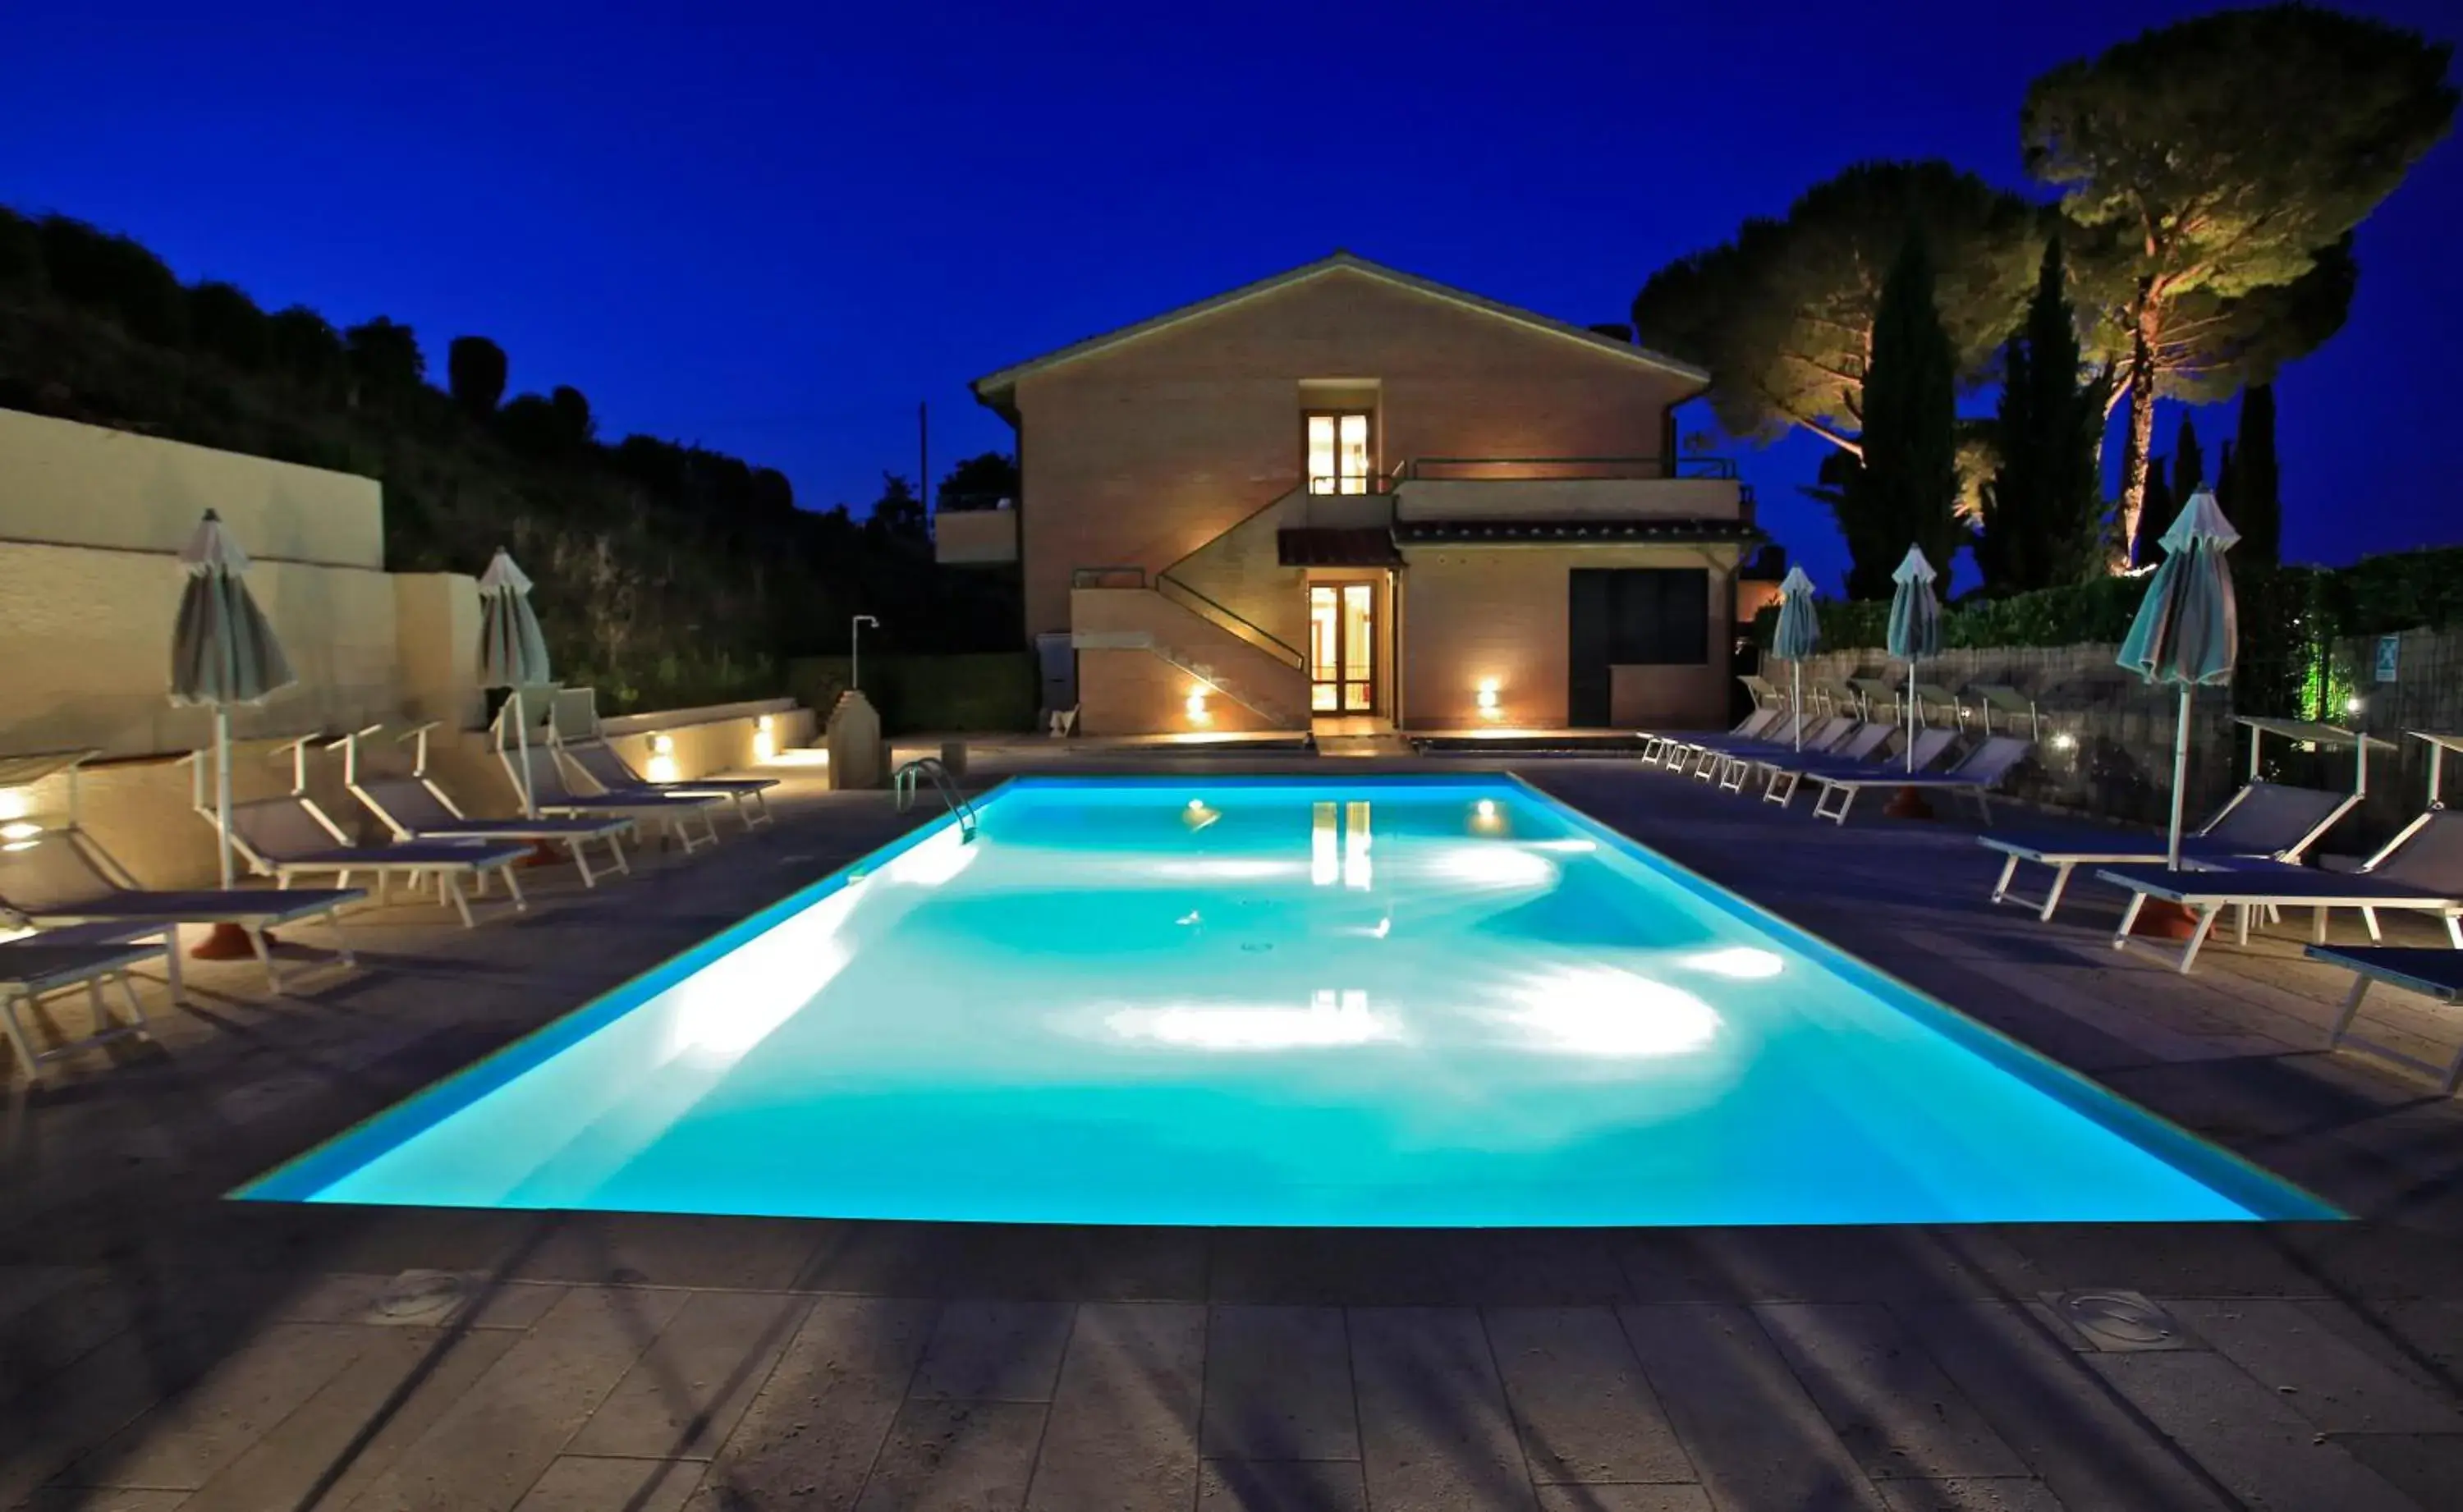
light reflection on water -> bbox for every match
[274,781,2289,1227]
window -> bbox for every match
[1305,412,1373,495]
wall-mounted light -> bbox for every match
[646,732,680,784]
[1185,686,1210,723]
[2344,695,2365,716]
[2050,731,2077,753]
[752,713,777,763]
[1475,678,1502,720]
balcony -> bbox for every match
[1392,456,1749,530]
[933,505,1017,566]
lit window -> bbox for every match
[1305,411,1373,495]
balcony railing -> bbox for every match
[1397,456,1738,482]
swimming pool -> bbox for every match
[245,777,2331,1226]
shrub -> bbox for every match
[189,281,271,370]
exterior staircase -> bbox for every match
[1071,580,1310,730]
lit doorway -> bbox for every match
[1309,582,1376,714]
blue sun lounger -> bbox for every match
[2310,945,2463,1093]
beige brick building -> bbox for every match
[961,254,1759,736]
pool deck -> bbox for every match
[7,752,2463,1510]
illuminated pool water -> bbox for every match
[244,777,2330,1226]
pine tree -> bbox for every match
[2235,384,2282,564]
[1809,235,1964,597]
[2172,415,2204,501]
[1975,239,2111,592]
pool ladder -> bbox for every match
[893,758,979,841]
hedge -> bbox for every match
[788,653,1039,734]
[1749,545,2463,721]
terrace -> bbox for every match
[6,747,2463,1510]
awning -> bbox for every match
[1392,517,1759,546]
[1278,528,1402,567]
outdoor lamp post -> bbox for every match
[851,614,880,693]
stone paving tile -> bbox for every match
[1206,1230,1465,1307]
[1349,1306,1537,1511]
[566,1290,814,1459]
[9,1488,192,1510]
[851,1398,1048,1512]
[270,1271,569,1330]
[57,1321,376,1491]
[510,1214,828,1290]
[1198,1457,1369,1511]
[0,1271,309,1506]
[1617,1304,1885,1512]
[684,1296,936,1512]
[1897,1300,2236,1512]
[1484,1306,1693,1485]
[511,1455,704,1512]
[1530,1488,1714,1512]
[1024,1301,1204,1511]
[2085,1350,2421,1511]
[1979,1223,2330,1299]
[1872,1479,2066,1511]
[1754,1303,2030,1482]
[909,1299,1074,1403]
[2327,1432,2463,1510]
[2164,1297,2463,1434]
[335,1283,690,1512]
[179,1325,523,1512]
[1199,1305,1356,1463]
[796,1221,1207,1302]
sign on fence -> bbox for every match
[2376,635,2401,684]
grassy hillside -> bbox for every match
[0,208,1017,711]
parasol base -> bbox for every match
[1883,786,1936,820]
[190,921,267,960]
[2130,900,2203,940]
[521,841,562,868]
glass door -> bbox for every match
[1309,583,1376,714]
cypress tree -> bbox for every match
[1976,238,2110,592]
[2236,384,2282,564]
[2133,451,2177,563]
[1816,234,1962,597]
[2172,414,2204,501]
[2214,437,2241,529]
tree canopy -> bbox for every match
[2023,2,2453,549]
[936,451,1019,512]
[447,335,507,415]
[1631,160,2044,456]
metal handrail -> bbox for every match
[1397,456,1740,482]
[893,757,978,841]
[1156,573,1306,669]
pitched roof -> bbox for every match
[970,252,1708,415]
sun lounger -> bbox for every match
[0,929,162,1079]
[1697,716,1872,793]
[1640,708,1776,767]
[2099,863,2463,973]
[337,724,635,889]
[220,795,528,928]
[508,747,726,854]
[1654,710,1803,776]
[1760,722,1897,806]
[0,830,360,997]
[556,737,777,832]
[2309,945,2463,1093]
[1980,779,2355,922]
[1800,735,2033,825]
[1759,727,1958,814]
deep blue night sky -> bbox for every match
[3,1,2454,593]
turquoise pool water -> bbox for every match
[245,777,2330,1226]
